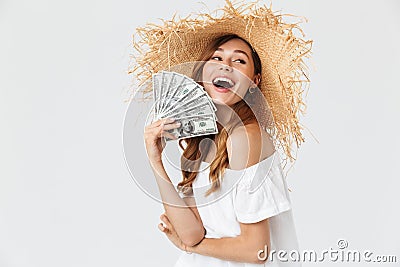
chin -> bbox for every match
[211,96,241,107]
[206,91,237,106]
[205,84,245,106]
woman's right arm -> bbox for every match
[144,117,205,246]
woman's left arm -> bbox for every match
[159,213,270,264]
[188,219,271,264]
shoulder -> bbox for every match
[227,123,275,170]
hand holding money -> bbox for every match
[143,117,181,163]
[152,71,219,141]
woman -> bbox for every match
[134,1,312,266]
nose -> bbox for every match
[218,63,233,72]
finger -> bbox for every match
[158,223,166,232]
[159,223,171,234]
[160,213,166,220]
[160,215,173,229]
[144,127,163,141]
[160,214,166,223]
[160,137,166,149]
[161,215,176,232]
[162,214,171,224]
[161,122,181,131]
[151,121,179,137]
[160,131,178,140]
[150,117,176,128]
[145,122,171,137]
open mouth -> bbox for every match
[212,77,235,90]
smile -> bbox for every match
[212,77,235,90]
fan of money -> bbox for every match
[152,71,219,140]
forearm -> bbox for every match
[150,160,204,245]
[186,236,267,264]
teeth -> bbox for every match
[212,77,234,87]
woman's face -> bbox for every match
[202,38,260,107]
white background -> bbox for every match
[1,0,399,266]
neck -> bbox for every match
[214,103,226,122]
[214,102,237,126]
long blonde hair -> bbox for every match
[177,34,262,197]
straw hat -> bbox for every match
[128,0,313,165]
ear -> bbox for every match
[253,73,261,86]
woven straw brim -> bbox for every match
[129,0,313,163]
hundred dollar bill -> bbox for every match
[162,81,200,113]
[174,80,203,101]
[187,89,216,111]
[160,85,209,115]
[163,99,216,118]
[158,71,173,114]
[159,72,188,114]
[152,73,162,115]
[166,114,218,140]
[154,71,217,115]
[159,94,207,118]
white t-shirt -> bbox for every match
[173,151,301,267]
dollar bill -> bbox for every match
[160,89,210,116]
[166,114,218,140]
[161,94,215,118]
[163,100,215,118]
[158,71,173,113]
[152,73,162,115]
[159,72,188,114]
[173,80,202,101]
[151,70,219,140]
[159,73,189,113]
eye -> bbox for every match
[233,58,246,64]
[211,56,222,61]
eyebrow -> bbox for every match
[215,48,250,59]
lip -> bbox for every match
[212,75,235,85]
[212,84,231,93]
[211,75,236,93]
